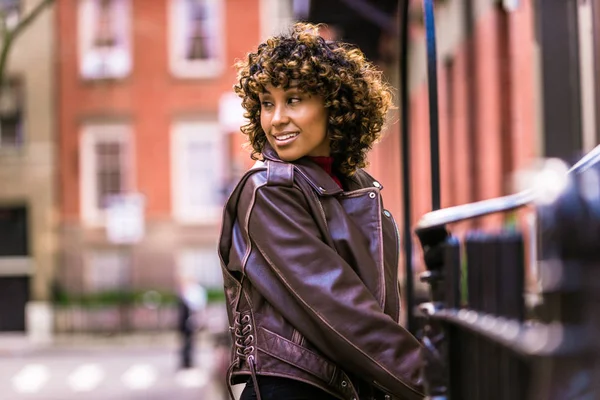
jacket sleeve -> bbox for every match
[243,183,425,400]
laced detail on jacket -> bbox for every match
[226,312,261,400]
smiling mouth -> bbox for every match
[273,132,299,143]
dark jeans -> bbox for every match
[240,376,338,400]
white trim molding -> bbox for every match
[0,257,34,276]
[77,0,133,80]
[171,119,224,225]
[167,0,225,79]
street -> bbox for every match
[0,333,238,400]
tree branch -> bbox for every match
[12,0,55,38]
[0,0,54,89]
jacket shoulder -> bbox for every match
[227,160,299,207]
[237,160,295,191]
[352,168,384,190]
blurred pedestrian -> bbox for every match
[177,278,206,369]
[219,22,424,400]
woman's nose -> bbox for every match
[271,104,289,127]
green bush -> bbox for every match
[52,286,225,308]
[207,287,226,303]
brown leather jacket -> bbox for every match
[218,145,424,400]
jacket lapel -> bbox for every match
[262,143,343,196]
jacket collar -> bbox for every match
[262,143,344,196]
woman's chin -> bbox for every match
[275,150,302,162]
[280,155,302,162]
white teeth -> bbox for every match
[275,133,298,141]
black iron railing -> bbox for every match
[414,152,600,399]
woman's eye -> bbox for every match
[288,97,301,104]
[261,101,273,108]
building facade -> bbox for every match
[371,0,599,298]
[0,0,56,333]
[361,0,538,235]
[55,0,301,309]
[54,0,600,328]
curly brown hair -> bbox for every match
[234,23,394,176]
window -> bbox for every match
[80,123,133,225]
[0,0,20,31]
[78,0,132,80]
[259,0,308,40]
[0,78,23,148]
[0,206,28,257]
[85,250,130,292]
[177,247,222,288]
[168,0,224,78]
[171,120,223,224]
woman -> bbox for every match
[218,23,424,400]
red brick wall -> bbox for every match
[368,3,537,279]
[57,0,261,222]
[509,0,536,173]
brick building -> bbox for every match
[54,0,599,324]
[406,0,596,251]
[54,0,311,308]
[56,0,261,299]
[362,0,536,237]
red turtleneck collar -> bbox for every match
[308,156,343,189]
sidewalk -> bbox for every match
[0,329,221,355]
[0,333,40,356]
[0,330,242,399]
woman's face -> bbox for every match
[259,84,330,161]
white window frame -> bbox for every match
[84,249,131,292]
[80,123,135,226]
[167,0,225,79]
[177,246,223,289]
[77,0,133,80]
[171,119,224,224]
